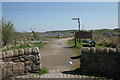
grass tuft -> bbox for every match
[38,67,49,75]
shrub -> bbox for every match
[38,67,48,75]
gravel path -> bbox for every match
[40,38,79,71]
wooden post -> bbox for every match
[91,30,92,40]
[74,30,77,47]
[116,34,118,48]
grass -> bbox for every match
[67,38,116,55]
[2,42,47,51]
[67,39,83,56]
[96,43,116,48]
[38,67,49,75]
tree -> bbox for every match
[0,20,2,48]
[2,20,16,46]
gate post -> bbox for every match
[74,30,77,47]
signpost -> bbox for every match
[75,31,92,39]
[72,18,80,32]
[72,17,81,46]
[72,17,92,47]
[74,31,92,47]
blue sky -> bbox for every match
[2,2,118,32]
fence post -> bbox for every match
[74,30,77,47]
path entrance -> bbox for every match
[15,38,113,79]
[40,38,79,71]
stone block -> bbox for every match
[24,48,32,55]
[25,55,35,62]
[31,64,38,72]
[81,47,90,54]
[12,49,18,56]
[4,62,13,70]
[32,47,40,55]
[5,50,13,58]
[90,47,96,53]
[13,62,24,74]
[19,57,25,62]
[2,52,6,58]
[35,61,40,65]
[35,55,41,61]
[24,61,33,65]
[109,48,116,54]
[2,69,13,79]
[0,52,2,59]
[96,48,103,54]
[38,53,41,60]
[18,49,24,55]
[3,58,12,62]
[116,48,120,54]
[103,48,109,54]
[25,65,31,73]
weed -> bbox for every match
[38,67,48,75]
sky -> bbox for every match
[2,2,118,32]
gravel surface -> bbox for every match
[40,38,80,71]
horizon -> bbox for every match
[2,2,118,32]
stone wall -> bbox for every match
[80,47,120,79]
[0,47,42,79]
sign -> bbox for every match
[75,31,92,39]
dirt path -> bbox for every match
[40,38,79,71]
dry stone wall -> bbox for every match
[0,47,42,79]
[80,47,120,79]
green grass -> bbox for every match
[38,67,48,75]
[96,43,116,48]
[67,39,83,56]
[2,42,47,51]
[67,39,116,55]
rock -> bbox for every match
[11,57,18,61]
[4,62,13,70]
[24,61,33,65]
[31,64,38,72]
[25,65,31,73]
[96,48,103,54]
[3,58,12,62]
[109,48,116,54]
[90,47,96,53]
[38,53,41,60]
[12,62,18,74]
[18,63,24,74]
[18,49,24,55]
[103,48,109,54]
[81,47,90,54]
[116,48,120,54]
[2,52,6,58]
[19,57,25,62]
[0,52,2,59]
[5,50,13,58]
[32,47,40,55]
[24,48,32,55]
[13,62,24,74]
[35,64,40,69]
[25,55,35,61]
[35,55,40,61]
[12,49,19,56]
[12,59,20,62]
[0,59,2,62]
[2,69,13,79]
[0,62,4,69]
[35,61,40,65]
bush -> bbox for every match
[38,67,48,75]
[2,20,16,46]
